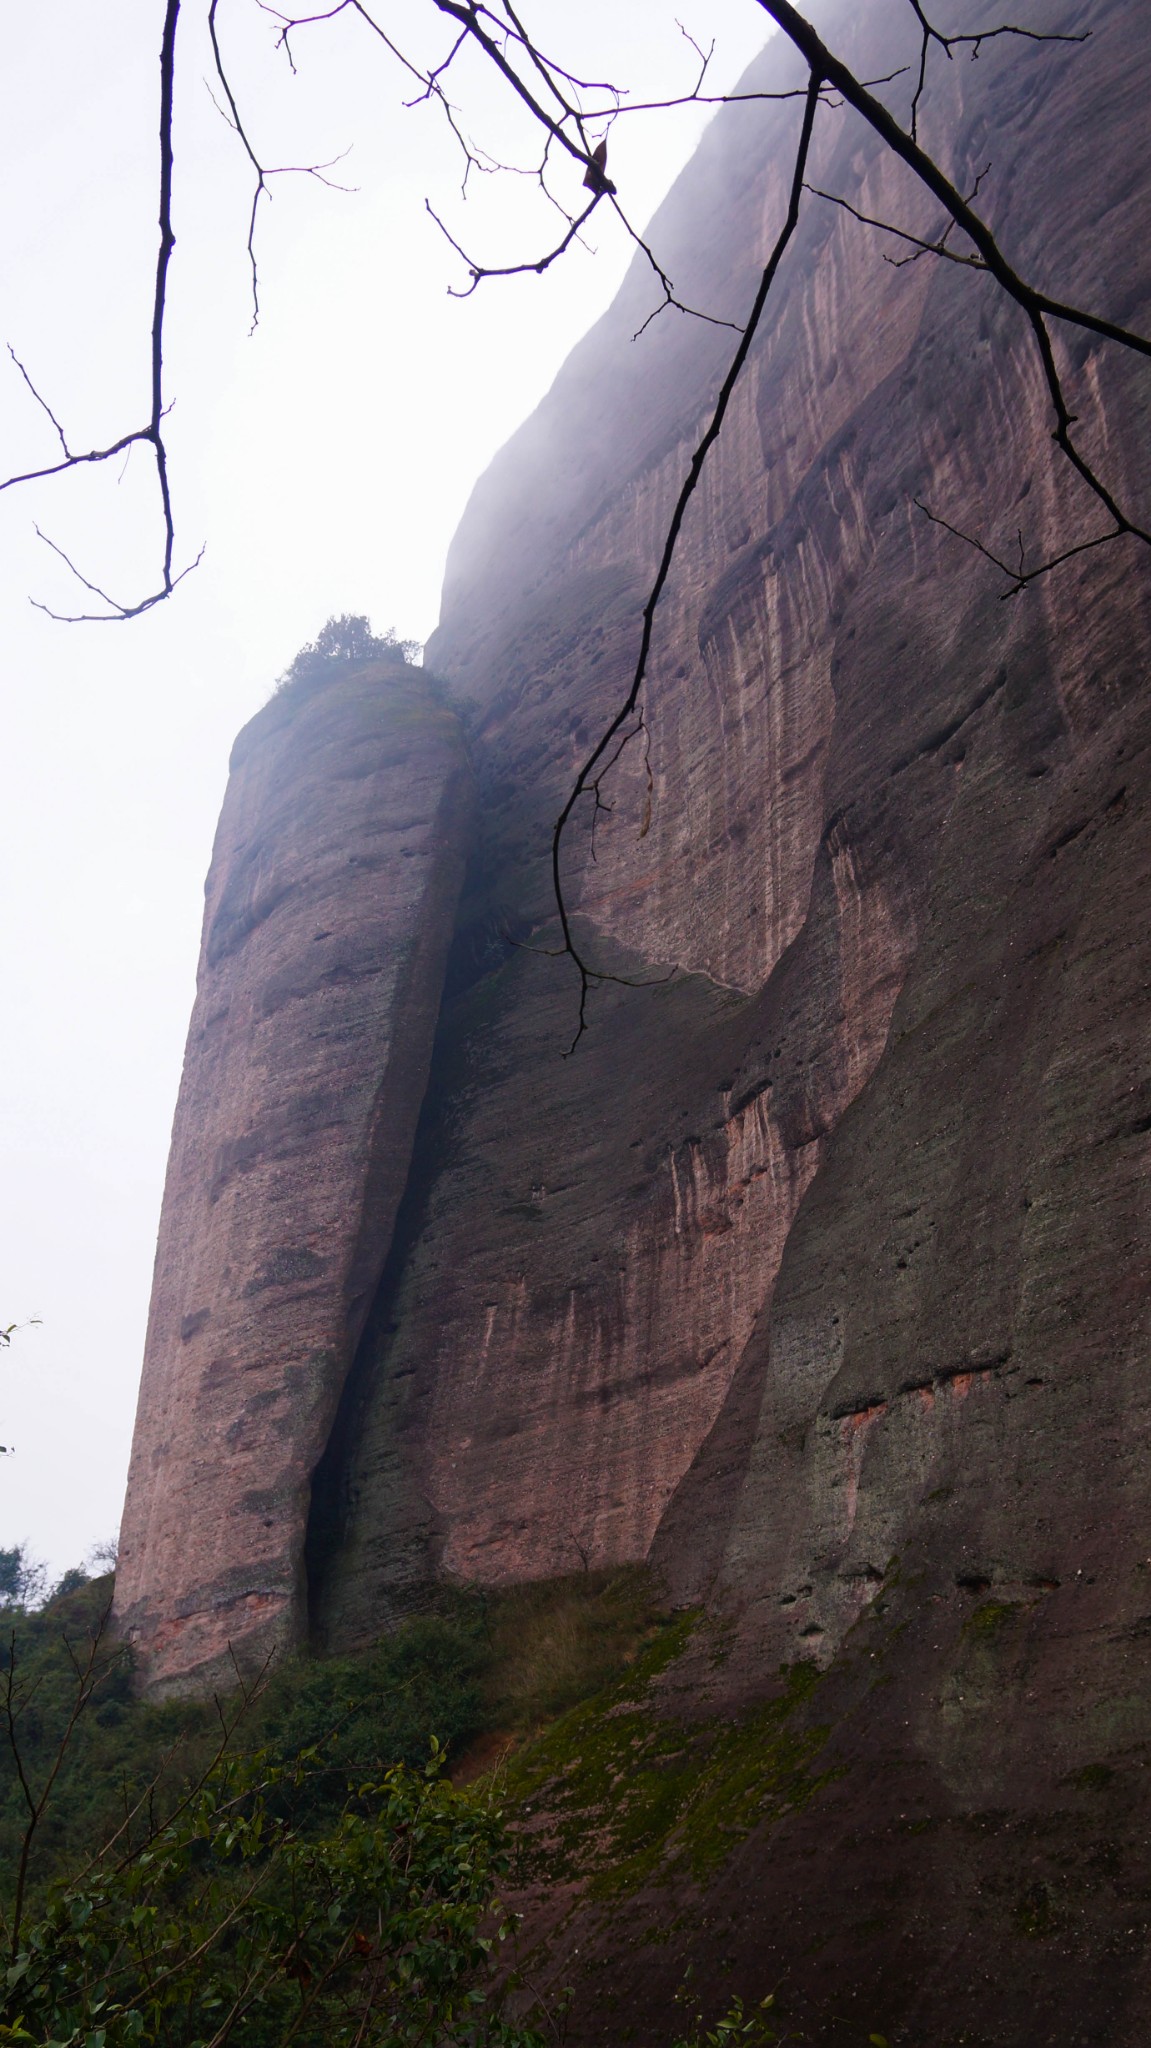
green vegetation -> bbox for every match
[962,1600,1021,1641]
[0,1551,48,1614]
[0,1574,645,2048]
[2,1738,543,2048]
[0,1577,206,1899]
[671,1995,783,2048]
[0,1569,666,1913]
[0,1566,822,2047]
[506,1631,836,1900]
[272,614,421,706]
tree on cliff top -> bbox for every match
[2,1,1148,1039]
[275,614,421,694]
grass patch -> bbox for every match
[479,1565,663,1729]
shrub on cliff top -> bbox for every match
[273,614,421,704]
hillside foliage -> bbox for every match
[0,1567,792,2048]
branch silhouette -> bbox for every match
[2,0,198,621]
[3,0,1149,1042]
[544,0,1151,1043]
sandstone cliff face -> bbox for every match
[119,0,1151,2029]
[307,1,1151,2035]
[315,0,1151,1658]
[114,662,472,1694]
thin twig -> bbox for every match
[207,0,355,334]
[2,0,197,620]
[427,193,601,294]
[904,0,1087,142]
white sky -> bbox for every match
[0,1,769,1579]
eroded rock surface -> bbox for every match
[118,0,1151,2028]
[308,0,1151,2036]
[316,0,1151,1665]
[114,661,472,1694]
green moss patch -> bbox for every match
[505,1632,836,1899]
[963,1600,1022,1640]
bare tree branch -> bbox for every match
[206,0,356,334]
[426,192,603,294]
[806,176,992,271]
[754,0,1151,367]
[545,1,1150,1039]
[1,0,196,621]
[768,0,1150,586]
[903,0,1088,141]
[913,495,1134,594]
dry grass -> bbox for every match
[479,1566,663,1730]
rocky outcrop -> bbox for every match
[114,660,472,1694]
[118,0,1151,2028]
[307,1,1151,2036]
[314,0,1151,1660]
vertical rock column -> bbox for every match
[114,659,473,1697]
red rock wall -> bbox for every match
[116,0,1151,2021]
[317,0,1151,1653]
[114,662,472,1694]
[305,3,1151,2033]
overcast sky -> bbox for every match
[0,0,769,1579]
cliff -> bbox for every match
[314,0,1151,1656]
[118,0,1151,2033]
[114,660,473,1694]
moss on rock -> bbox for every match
[505,1621,837,1899]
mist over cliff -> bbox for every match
[116,0,1151,2037]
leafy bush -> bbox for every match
[2,1742,543,2048]
[671,1996,782,2048]
[253,1606,491,1829]
[0,1570,795,2048]
[0,1571,664,1917]
[0,1550,47,1613]
[273,615,420,703]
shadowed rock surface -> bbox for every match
[114,660,472,1694]
[316,0,1151,1654]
